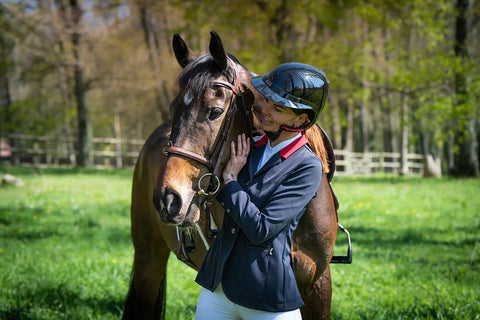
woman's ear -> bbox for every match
[296,113,309,127]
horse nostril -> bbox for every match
[152,189,165,214]
[164,189,182,215]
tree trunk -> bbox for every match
[360,20,370,153]
[446,131,455,172]
[345,101,354,152]
[399,90,409,175]
[330,97,343,150]
[381,22,395,153]
[268,0,297,62]
[0,75,12,128]
[399,23,413,176]
[452,0,479,176]
[70,0,91,167]
[0,33,14,154]
[137,1,170,122]
[0,74,12,158]
[114,108,123,169]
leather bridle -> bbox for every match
[163,66,242,196]
[162,65,252,269]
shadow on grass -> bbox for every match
[336,224,480,270]
[330,298,479,320]
[0,282,125,320]
[0,203,130,246]
[348,225,479,248]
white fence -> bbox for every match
[0,134,424,175]
[334,150,423,176]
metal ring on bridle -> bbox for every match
[196,173,220,196]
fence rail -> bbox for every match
[0,134,424,176]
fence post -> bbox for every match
[115,138,123,169]
[45,139,51,165]
[33,141,40,167]
[12,135,19,165]
[69,140,76,166]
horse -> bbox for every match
[122,31,339,320]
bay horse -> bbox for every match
[123,31,339,320]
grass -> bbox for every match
[0,166,479,319]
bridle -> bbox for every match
[162,64,252,269]
[163,65,243,196]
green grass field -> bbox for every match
[0,166,478,320]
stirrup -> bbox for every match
[331,223,352,264]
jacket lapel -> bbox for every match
[247,133,308,179]
[248,143,265,181]
[254,153,281,177]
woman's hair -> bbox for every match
[305,124,330,174]
[290,108,329,174]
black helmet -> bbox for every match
[250,62,329,129]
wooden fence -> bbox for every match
[0,134,144,170]
[0,134,424,176]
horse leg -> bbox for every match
[123,141,171,320]
[300,265,332,320]
[123,242,170,320]
[123,268,167,320]
[294,251,332,320]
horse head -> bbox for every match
[152,31,256,228]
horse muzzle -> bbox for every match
[153,188,185,225]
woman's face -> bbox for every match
[257,96,306,133]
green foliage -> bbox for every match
[1,0,478,166]
[0,167,478,319]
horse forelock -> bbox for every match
[170,53,249,146]
[177,54,236,97]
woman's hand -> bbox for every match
[223,134,250,185]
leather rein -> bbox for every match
[162,66,251,269]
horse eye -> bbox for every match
[208,107,224,121]
[215,88,224,97]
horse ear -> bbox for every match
[172,33,196,68]
[238,88,255,109]
[209,31,228,70]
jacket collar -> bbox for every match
[254,134,308,159]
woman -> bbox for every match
[195,63,329,320]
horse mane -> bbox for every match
[305,125,330,174]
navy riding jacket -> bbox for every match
[195,134,323,312]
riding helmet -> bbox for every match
[250,62,329,129]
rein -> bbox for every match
[162,65,249,269]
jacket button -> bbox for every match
[225,209,230,213]
[221,202,225,206]
[246,180,250,185]
[231,228,236,234]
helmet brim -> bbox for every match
[250,76,315,112]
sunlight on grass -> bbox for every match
[0,167,479,319]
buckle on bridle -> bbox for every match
[196,173,220,196]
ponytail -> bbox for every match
[305,125,330,174]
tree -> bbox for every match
[55,0,92,166]
[451,0,479,176]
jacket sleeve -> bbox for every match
[216,159,322,244]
